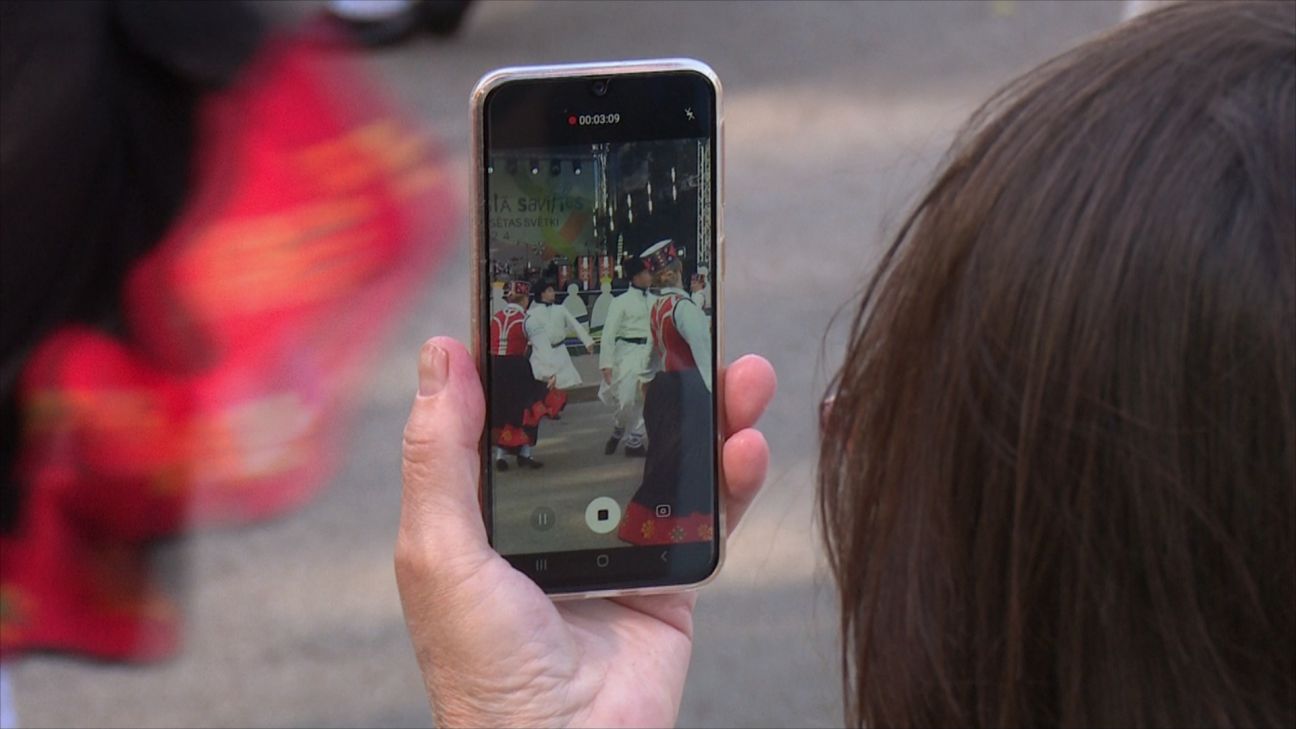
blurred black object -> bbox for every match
[0,0,266,532]
[326,0,473,47]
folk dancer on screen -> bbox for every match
[617,240,715,546]
[598,256,655,457]
[488,281,560,470]
[526,280,595,412]
[690,267,710,311]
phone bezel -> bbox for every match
[469,59,726,599]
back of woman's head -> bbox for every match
[819,2,1295,726]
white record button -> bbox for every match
[584,497,622,534]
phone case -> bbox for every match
[470,59,726,599]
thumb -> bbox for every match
[399,337,490,562]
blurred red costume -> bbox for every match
[0,33,455,661]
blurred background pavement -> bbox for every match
[11,1,1125,726]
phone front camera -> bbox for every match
[591,79,609,97]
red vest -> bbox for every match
[490,308,527,356]
[651,293,697,372]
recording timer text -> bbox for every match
[568,113,621,126]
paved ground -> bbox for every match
[493,400,644,554]
[11,1,1124,727]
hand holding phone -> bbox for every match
[396,338,775,727]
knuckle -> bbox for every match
[402,417,434,449]
[402,423,441,466]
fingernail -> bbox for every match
[419,344,448,397]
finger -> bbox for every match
[721,427,769,535]
[400,337,488,554]
[722,354,777,436]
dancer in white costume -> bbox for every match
[691,266,711,311]
[526,280,594,391]
[598,256,655,456]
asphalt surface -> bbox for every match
[492,399,644,555]
[11,1,1124,726]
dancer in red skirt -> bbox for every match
[618,240,715,546]
[489,281,565,470]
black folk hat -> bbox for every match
[640,239,680,273]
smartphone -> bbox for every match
[471,60,724,597]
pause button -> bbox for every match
[530,507,556,531]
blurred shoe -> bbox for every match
[604,435,622,455]
[326,0,421,48]
[517,455,545,469]
[624,444,647,458]
[495,457,509,472]
[324,0,473,48]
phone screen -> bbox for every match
[480,68,720,593]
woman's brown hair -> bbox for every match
[819,2,1295,726]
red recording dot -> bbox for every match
[568,115,577,126]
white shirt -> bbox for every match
[599,285,655,370]
[525,302,594,349]
[525,302,593,389]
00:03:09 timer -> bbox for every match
[573,113,621,126]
